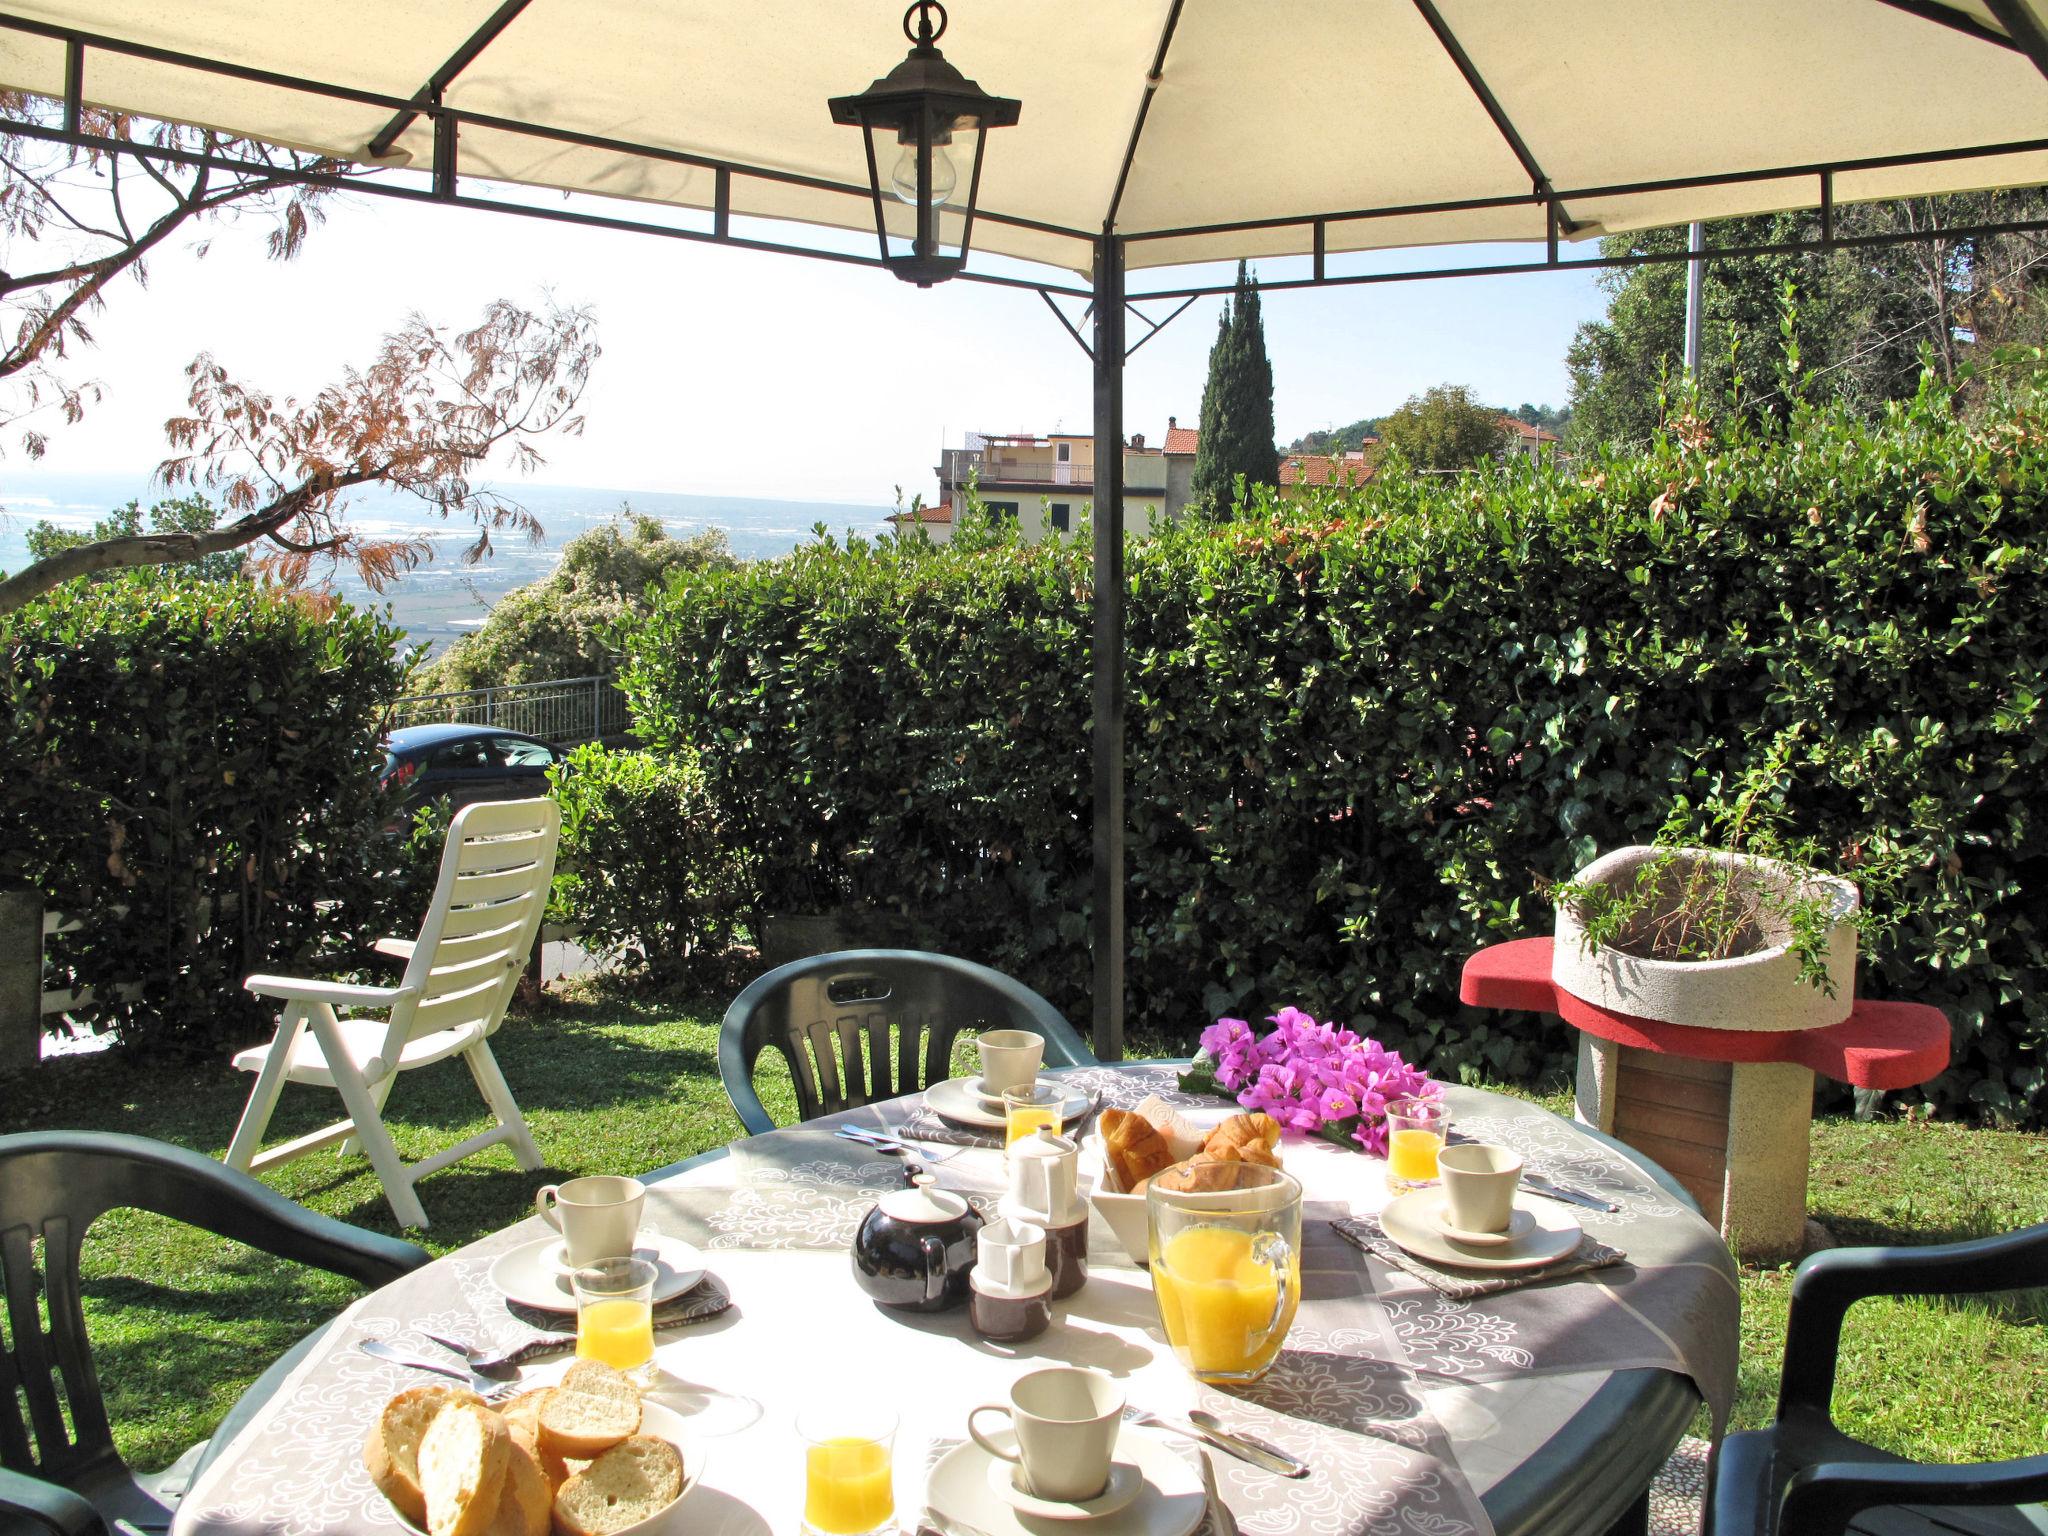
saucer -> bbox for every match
[928,1428,1203,1536]
[1430,1206,1537,1248]
[489,1232,707,1313]
[986,1459,1143,1520]
[1380,1190,1582,1271]
[925,1076,1093,1131]
[970,1076,1043,1108]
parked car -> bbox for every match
[381,723,564,826]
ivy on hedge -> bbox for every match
[621,383,2046,1122]
[2,575,409,1058]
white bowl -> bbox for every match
[1079,1133,1155,1265]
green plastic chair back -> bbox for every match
[718,949,1095,1135]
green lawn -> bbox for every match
[8,987,2045,1476]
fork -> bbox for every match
[357,1338,521,1401]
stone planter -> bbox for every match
[1554,845,1861,1262]
[1552,845,1860,1032]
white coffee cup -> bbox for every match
[1436,1143,1525,1234]
[977,1218,1049,1296]
[534,1175,646,1266]
[968,1366,1123,1503]
[976,1029,1044,1096]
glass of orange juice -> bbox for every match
[1003,1082,1064,1149]
[1146,1163,1302,1383]
[571,1256,658,1381]
[1385,1097,1449,1194]
[798,1405,897,1536]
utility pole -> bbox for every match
[1683,221,1705,374]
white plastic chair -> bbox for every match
[224,797,560,1228]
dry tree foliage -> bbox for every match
[0,299,600,614]
[0,90,353,458]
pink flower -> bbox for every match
[1201,1006,1432,1158]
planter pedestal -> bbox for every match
[1463,936,1951,1262]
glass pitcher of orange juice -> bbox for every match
[1146,1163,1301,1383]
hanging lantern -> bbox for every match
[830,1,1021,287]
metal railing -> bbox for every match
[390,673,628,745]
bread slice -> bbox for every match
[418,1400,512,1536]
[501,1389,552,1453]
[550,1435,684,1536]
[537,1361,643,1460]
[485,1434,552,1536]
[365,1385,486,1527]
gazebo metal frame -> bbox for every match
[4,1,2045,1057]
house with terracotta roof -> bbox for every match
[1167,421,1377,502]
[904,429,1170,544]
[1498,415,1561,461]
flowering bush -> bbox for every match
[1181,1008,1436,1156]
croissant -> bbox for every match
[1199,1112,1283,1167]
[1100,1107,1177,1192]
[1151,1157,1247,1194]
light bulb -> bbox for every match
[890,142,957,207]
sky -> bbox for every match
[10,182,1612,508]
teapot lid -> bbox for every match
[877,1182,970,1224]
[1011,1129,1076,1160]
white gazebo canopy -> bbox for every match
[6,0,2045,1055]
[0,0,2044,288]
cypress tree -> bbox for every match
[1189,261,1279,509]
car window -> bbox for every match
[493,736,557,769]
[426,738,493,771]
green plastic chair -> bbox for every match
[0,1131,428,1536]
[719,949,1096,1135]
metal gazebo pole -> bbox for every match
[1090,229,1128,1061]
[1684,220,1706,373]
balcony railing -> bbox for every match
[390,673,628,745]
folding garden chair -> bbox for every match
[224,797,559,1228]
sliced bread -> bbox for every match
[418,1400,512,1536]
[536,1361,642,1460]
[501,1388,553,1453]
[364,1385,485,1527]
[486,1434,553,1536]
[550,1435,684,1536]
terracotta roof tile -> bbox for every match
[1164,425,1200,455]
[1279,453,1375,488]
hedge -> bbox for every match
[621,381,2047,1122]
[2,575,410,1058]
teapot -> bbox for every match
[851,1178,984,1312]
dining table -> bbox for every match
[173,1062,1740,1536]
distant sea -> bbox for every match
[0,472,894,655]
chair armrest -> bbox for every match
[0,1465,110,1536]
[1778,1223,2048,1418]
[243,974,418,1008]
[0,1132,431,1288]
[1778,1452,2048,1536]
[372,937,417,961]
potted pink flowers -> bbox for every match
[1179,1007,1436,1156]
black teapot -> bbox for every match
[851,1178,983,1312]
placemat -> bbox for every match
[1330,1212,1629,1299]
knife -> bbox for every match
[1187,1409,1310,1479]
[1522,1175,1621,1214]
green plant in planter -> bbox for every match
[1544,733,1890,997]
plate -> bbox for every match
[928,1427,1204,1536]
[986,1459,1143,1520]
[397,1397,704,1535]
[924,1076,1093,1130]
[1380,1190,1582,1270]
[1430,1206,1536,1248]
[490,1232,708,1313]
